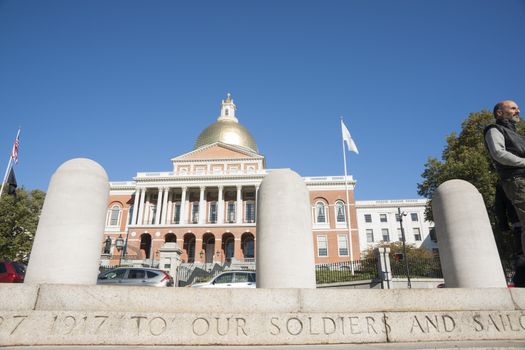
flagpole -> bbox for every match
[340,118,355,275]
[0,128,21,200]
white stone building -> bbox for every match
[355,199,437,254]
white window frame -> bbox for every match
[317,235,328,257]
[244,200,256,223]
[364,214,372,223]
[106,205,122,230]
[366,229,374,243]
[173,202,181,224]
[191,202,199,224]
[337,234,349,256]
[208,201,218,223]
[413,227,422,241]
[335,201,347,228]
[381,228,390,242]
[379,213,388,223]
[411,213,419,222]
[226,201,236,223]
[314,201,329,228]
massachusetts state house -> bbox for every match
[101,95,358,267]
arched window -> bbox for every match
[107,205,121,227]
[335,201,346,224]
[315,201,327,223]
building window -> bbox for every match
[149,205,157,225]
[128,205,134,225]
[317,235,328,257]
[411,213,419,222]
[335,201,346,224]
[191,202,199,224]
[395,213,402,222]
[364,214,372,223]
[227,201,236,223]
[397,228,403,241]
[337,234,349,256]
[429,227,437,242]
[315,202,327,223]
[382,228,390,242]
[413,228,422,241]
[245,200,255,223]
[208,202,217,223]
[107,205,121,227]
[380,214,387,223]
[173,202,181,224]
[366,229,374,243]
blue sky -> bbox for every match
[1,0,524,200]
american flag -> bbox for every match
[11,132,19,164]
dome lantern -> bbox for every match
[194,94,259,153]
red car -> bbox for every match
[0,261,26,283]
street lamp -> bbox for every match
[115,235,125,265]
[397,208,412,289]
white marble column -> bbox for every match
[218,185,224,224]
[199,186,206,224]
[155,188,163,225]
[131,188,140,225]
[166,192,173,225]
[255,185,259,222]
[180,187,187,225]
[136,188,147,225]
[161,187,169,225]
[236,185,243,224]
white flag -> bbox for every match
[341,120,359,154]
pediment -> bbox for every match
[172,142,263,161]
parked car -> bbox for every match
[191,271,256,288]
[97,267,174,287]
[0,261,26,283]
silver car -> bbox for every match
[97,267,174,287]
[191,271,256,288]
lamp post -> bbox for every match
[115,234,125,266]
[397,208,412,289]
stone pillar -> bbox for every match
[256,169,316,288]
[374,247,392,289]
[25,158,109,285]
[180,187,187,225]
[131,189,140,225]
[158,242,183,286]
[255,185,260,222]
[236,185,242,224]
[218,185,224,224]
[432,179,506,288]
[161,187,169,224]
[155,188,163,225]
[136,188,146,225]
[166,192,173,225]
[199,186,206,224]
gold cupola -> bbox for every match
[194,94,259,153]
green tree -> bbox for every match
[417,109,525,259]
[0,188,45,262]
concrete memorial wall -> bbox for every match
[2,285,525,345]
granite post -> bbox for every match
[432,179,506,288]
[25,158,109,285]
[256,169,316,288]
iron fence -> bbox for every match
[390,255,443,279]
[315,258,379,284]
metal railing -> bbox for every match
[390,255,443,279]
[315,258,379,284]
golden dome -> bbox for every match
[194,94,259,153]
